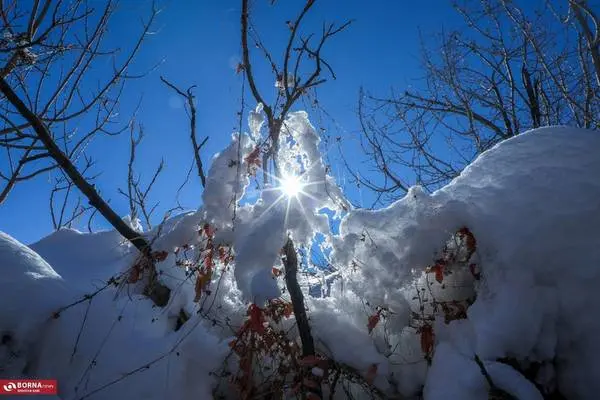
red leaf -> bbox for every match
[303,378,320,389]
[244,147,261,176]
[298,355,320,367]
[469,263,481,280]
[152,250,169,262]
[127,265,141,283]
[202,223,214,237]
[365,364,378,385]
[435,265,444,283]
[283,302,293,318]
[419,324,435,356]
[127,261,144,283]
[367,312,380,333]
[272,267,282,277]
[458,227,477,258]
[247,304,265,334]
[428,263,444,283]
[218,246,229,265]
[204,250,214,269]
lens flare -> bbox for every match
[280,174,302,197]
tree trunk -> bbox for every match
[282,237,321,398]
[0,76,170,306]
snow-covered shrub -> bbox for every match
[1,114,600,399]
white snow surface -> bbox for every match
[0,232,68,338]
[333,126,600,398]
[1,115,599,400]
[0,232,226,399]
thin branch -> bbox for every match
[160,76,208,187]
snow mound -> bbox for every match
[30,228,131,290]
[0,232,70,378]
[0,232,227,399]
[0,232,67,336]
[334,126,600,398]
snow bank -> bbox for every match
[333,126,600,398]
[0,232,68,351]
[0,230,227,399]
[30,228,131,291]
[2,114,600,400]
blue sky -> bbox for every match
[1,1,465,244]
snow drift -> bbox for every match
[334,126,600,398]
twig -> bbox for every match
[160,75,208,187]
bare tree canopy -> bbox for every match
[0,0,156,211]
[0,0,172,306]
[354,0,600,205]
[241,0,352,183]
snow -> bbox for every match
[332,126,600,398]
[30,228,131,291]
[248,103,265,140]
[2,115,600,400]
[0,232,68,341]
[0,232,226,399]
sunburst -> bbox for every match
[280,173,303,198]
[256,168,323,230]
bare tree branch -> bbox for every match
[160,76,208,187]
[282,237,321,398]
[0,74,170,307]
[240,0,352,181]
[355,0,600,204]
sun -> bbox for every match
[280,174,303,198]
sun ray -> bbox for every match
[258,192,286,220]
[295,186,322,203]
[284,195,292,230]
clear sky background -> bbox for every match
[1,1,466,244]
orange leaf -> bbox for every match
[193,270,212,302]
[272,267,282,277]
